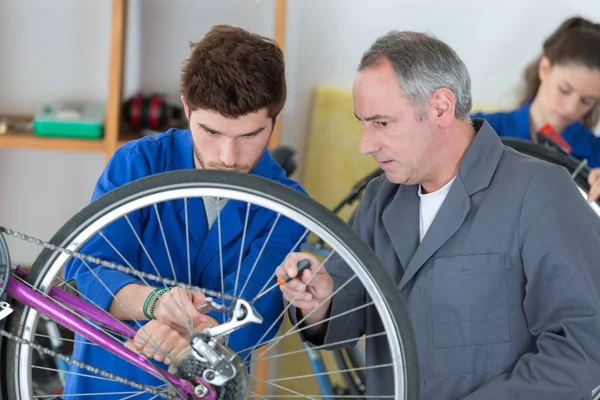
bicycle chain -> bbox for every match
[0,227,237,302]
[0,328,175,398]
[0,225,241,398]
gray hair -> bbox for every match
[358,31,472,120]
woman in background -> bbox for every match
[472,16,600,201]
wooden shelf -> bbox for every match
[0,130,105,152]
[0,114,106,153]
[2,0,286,163]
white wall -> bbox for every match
[1,0,599,264]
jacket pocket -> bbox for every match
[431,253,510,348]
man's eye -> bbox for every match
[377,121,390,128]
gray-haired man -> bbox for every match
[278,30,600,400]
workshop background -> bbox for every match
[0,0,599,396]
[1,0,599,264]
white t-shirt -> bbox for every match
[418,177,456,242]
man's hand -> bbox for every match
[277,252,334,329]
[588,168,600,202]
[125,320,189,365]
[125,316,220,365]
[153,287,210,331]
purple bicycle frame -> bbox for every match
[6,267,216,399]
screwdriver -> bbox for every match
[277,259,312,286]
[254,260,312,302]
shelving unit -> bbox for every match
[1,1,288,395]
[0,0,287,164]
[0,114,106,153]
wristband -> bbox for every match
[143,287,169,320]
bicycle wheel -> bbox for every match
[501,138,600,215]
[1,169,418,400]
[332,345,367,396]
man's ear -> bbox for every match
[538,56,551,82]
[430,88,455,127]
[181,95,190,120]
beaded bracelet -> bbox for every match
[142,287,169,320]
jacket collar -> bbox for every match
[458,118,504,196]
[389,119,504,290]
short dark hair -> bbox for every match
[520,17,600,129]
[180,25,286,119]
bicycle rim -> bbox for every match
[4,169,419,399]
[501,138,600,217]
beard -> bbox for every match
[191,138,264,173]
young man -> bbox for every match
[62,25,307,398]
[279,30,600,399]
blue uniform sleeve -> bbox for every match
[63,146,151,314]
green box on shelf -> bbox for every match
[33,103,105,140]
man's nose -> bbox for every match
[220,139,238,167]
[359,126,379,155]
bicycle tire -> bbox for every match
[0,232,11,400]
[501,138,599,205]
[2,169,419,400]
[0,233,9,300]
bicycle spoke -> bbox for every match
[237,213,282,299]
[250,395,393,399]
[252,228,310,302]
[62,260,177,362]
[253,241,333,304]
[248,331,385,364]
[34,333,99,347]
[12,274,123,344]
[267,363,393,383]
[250,375,317,400]
[32,365,127,384]
[54,277,135,336]
[104,222,191,335]
[184,198,194,333]
[216,197,226,325]
[233,202,252,299]
[120,390,162,400]
[257,300,374,359]
[242,250,338,362]
[98,231,150,286]
[238,292,370,360]
[33,390,159,398]
[153,205,193,335]
[48,277,182,363]
[124,215,162,278]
